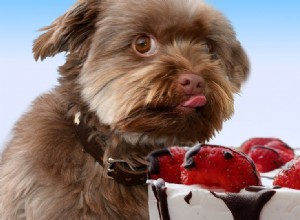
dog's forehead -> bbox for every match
[107,0,204,13]
[103,0,208,30]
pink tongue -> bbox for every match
[181,95,207,108]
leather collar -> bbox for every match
[69,105,148,186]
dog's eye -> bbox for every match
[211,53,218,60]
[202,43,211,53]
[133,35,158,57]
[202,43,218,60]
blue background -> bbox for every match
[1,0,300,149]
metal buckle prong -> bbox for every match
[103,157,126,179]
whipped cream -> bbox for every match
[148,179,300,220]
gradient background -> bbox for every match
[1,0,299,150]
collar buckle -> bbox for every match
[103,157,126,179]
[103,157,148,186]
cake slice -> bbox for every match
[148,179,300,220]
[147,144,300,220]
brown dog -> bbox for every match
[0,0,249,219]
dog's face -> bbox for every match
[33,0,249,145]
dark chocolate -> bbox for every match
[151,185,161,220]
[211,189,276,220]
[184,144,202,169]
[245,186,269,192]
[243,185,281,192]
[147,148,171,174]
[223,151,234,160]
[151,179,170,220]
[184,191,193,204]
[239,151,262,185]
[252,146,280,155]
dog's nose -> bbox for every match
[177,72,205,95]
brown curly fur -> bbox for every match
[0,0,249,219]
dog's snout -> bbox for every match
[177,72,205,95]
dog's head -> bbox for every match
[33,0,249,146]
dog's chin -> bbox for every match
[176,105,201,115]
[113,102,220,146]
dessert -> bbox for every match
[274,156,300,190]
[149,179,300,220]
[148,147,187,184]
[240,138,284,154]
[181,144,260,192]
[147,142,300,220]
[240,138,294,172]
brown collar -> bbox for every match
[70,106,148,186]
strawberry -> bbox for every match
[147,146,187,184]
[240,137,283,154]
[248,146,282,172]
[181,144,261,192]
[273,157,300,190]
[265,141,294,163]
[240,138,295,172]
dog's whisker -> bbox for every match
[160,70,174,80]
[94,72,129,96]
[136,86,150,91]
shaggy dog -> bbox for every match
[0,0,249,219]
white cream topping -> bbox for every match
[148,180,300,220]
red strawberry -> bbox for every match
[241,138,295,172]
[181,144,261,192]
[265,141,294,163]
[240,137,283,154]
[147,146,187,184]
[273,157,300,190]
[248,146,282,172]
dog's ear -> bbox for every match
[208,36,249,92]
[222,41,249,91]
[204,8,250,91]
[33,0,100,61]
